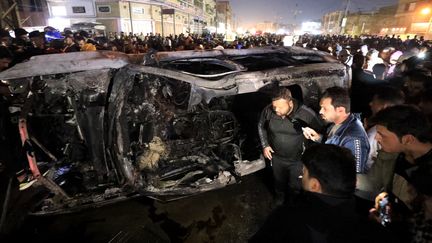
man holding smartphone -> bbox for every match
[369,105,432,242]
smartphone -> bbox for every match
[379,195,391,226]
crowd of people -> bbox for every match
[0,26,286,71]
[254,85,432,242]
[253,33,432,242]
[0,25,432,242]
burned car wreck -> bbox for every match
[0,47,349,215]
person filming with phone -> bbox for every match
[368,105,432,242]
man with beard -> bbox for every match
[303,86,370,174]
[258,87,323,202]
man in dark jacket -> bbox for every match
[303,86,370,174]
[372,105,432,203]
[62,36,80,53]
[361,105,432,242]
[250,144,393,243]
[258,87,323,199]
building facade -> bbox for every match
[372,5,398,35]
[333,1,432,37]
[322,4,398,36]
[393,0,432,37]
[45,0,217,35]
[216,0,232,34]
[322,10,343,34]
[256,21,278,34]
[344,12,373,36]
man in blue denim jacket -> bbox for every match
[303,87,370,174]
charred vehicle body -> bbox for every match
[0,47,349,215]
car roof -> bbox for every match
[152,46,334,62]
[0,47,337,80]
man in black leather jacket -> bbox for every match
[258,87,323,200]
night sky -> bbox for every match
[230,0,398,27]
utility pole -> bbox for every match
[225,3,228,36]
[340,0,351,34]
[173,12,176,35]
[215,4,218,34]
[290,3,302,31]
[128,1,134,34]
[292,3,302,21]
[161,6,164,37]
[188,13,190,34]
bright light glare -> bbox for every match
[283,35,294,46]
[276,28,287,35]
[48,17,70,31]
[418,52,426,58]
[52,6,67,17]
[217,23,226,34]
[301,21,322,35]
[236,27,245,35]
[207,26,216,33]
[421,8,431,15]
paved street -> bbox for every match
[10,171,276,243]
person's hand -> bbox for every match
[263,146,274,160]
[302,127,321,142]
[368,207,380,223]
[369,192,389,223]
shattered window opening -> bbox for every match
[290,55,325,63]
[163,60,235,75]
[229,54,298,71]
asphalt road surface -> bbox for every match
[4,170,277,243]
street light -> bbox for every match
[421,7,431,15]
[421,7,432,39]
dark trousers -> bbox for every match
[271,156,302,197]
